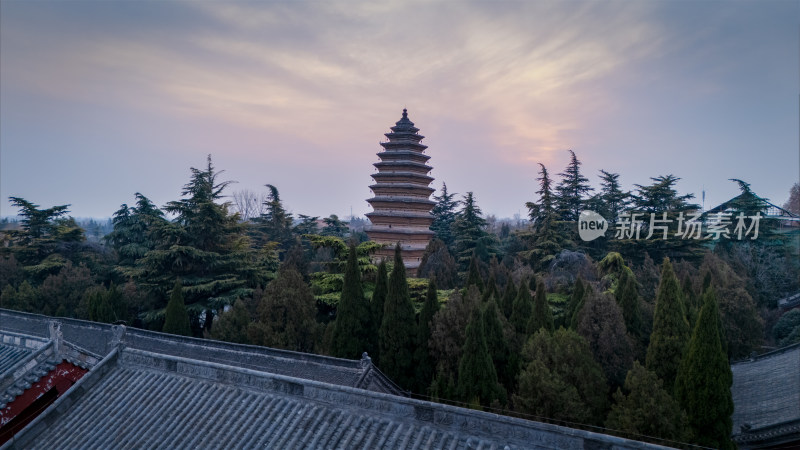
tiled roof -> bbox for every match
[0,346,33,378]
[4,348,668,450]
[0,309,404,396]
[731,342,800,446]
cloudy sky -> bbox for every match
[1,1,798,220]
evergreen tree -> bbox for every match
[464,253,485,292]
[510,280,533,334]
[674,287,735,449]
[483,296,513,392]
[248,268,318,352]
[210,299,251,344]
[415,277,440,393]
[430,182,460,249]
[592,170,629,224]
[105,193,166,267]
[565,277,585,330]
[88,289,115,323]
[570,283,593,330]
[379,244,417,390]
[577,292,634,389]
[456,308,506,407]
[645,258,690,392]
[522,164,566,271]
[514,328,608,425]
[527,279,554,334]
[370,259,388,362]
[554,150,593,221]
[320,214,349,238]
[416,238,458,289]
[500,279,517,320]
[254,184,294,251]
[163,279,191,336]
[331,243,371,359]
[429,287,481,383]
[481,274,497,303]
[293,214,319,236]
[616,268,643,343]
[606,362,689,443]
[451,192,495,271]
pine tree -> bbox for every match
[331,243,371,359]
[501,279,517,320]
[163,279,191,336]
[522,164,565,271]
[370,259,388,363]
[254,184,294,251]
[482,274,497,303]
[414,277,440,393]
[645,258,690,392]
[587,170,629,225]
[527,279,554,334]
[456,308,505,407]
[210,299,251,344]
[554,150,593,221]
[248,268,318,352]
[510,280,533,334]
[674,287,734,449]
[570,283,593,330]
[451,192,495,271]
[379,244,417,390]
[416,238,458,289]
[430,182,460,249]
[577,292,634,389]
[88,289,115,323]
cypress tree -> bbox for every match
[163,279,191,336]
[570,283,593,330]
[565,277,585,330]
[674,287,734,449]
[483,297,513,392]
[331,243,371,359]
[510,279,533,334]
[527,279,554,334]
[371,259,388,363]
[616,269,643,341]
[501,279,517,320]
[379,244,417,390]
[464,254,484,292]
[482,274,497,303]
[415,277,440,393]
[456,308,505,407]
[645,258,690,392]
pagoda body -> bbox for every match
[366,109,435,271]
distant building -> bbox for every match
[366,109,435,271]
[0,309,667,449]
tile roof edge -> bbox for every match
[0,347,120,450]
[117,347,668,449]
[732,341,800,365]
[0,341,54,398]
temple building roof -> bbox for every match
[731,342,800,448]
[1,309,668,450]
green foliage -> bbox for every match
[464,254,484,292]
[320,214,349,238]
[330,244,372,359]
[483,296,514,392]
[105,193,166,267]
[674,288,735,449]
[554,150,593,222]
[616,268,643,344]
[163,279,191,336]
[370,259,388,362]
[605,361,689,443]
[252,184,294,252]
[500,279,517,320]
[589,170,630,226]
[510,280,533,334]
[248,268,318,352]
[527,279,554,334]
[565,277,585,330]
[378,244,417,390]
[456,308,506,407]
[429,287,481,383]
[513,328,608,425]
[416,238,458,289]
[304,234,382,274]
[210,299,251,344]
[774,309,800,346]
[451,192,496,271]
[414,277,440,393]
[577,292,633,388]
[645,258,690,392]
[430,182,460,249]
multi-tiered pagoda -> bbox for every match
[366,109,435,271]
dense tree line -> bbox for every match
[1,152,798,448]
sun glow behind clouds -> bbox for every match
[1,0,797,218]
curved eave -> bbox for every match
[373,161,432,172]
[385,131,423,140]
[366,210,434,220]
[367,228,435,236]
[371,172,434,183]
[367,196,435,206]
[380,141,428,151]
[370,183,435,194]
[376,151,430,162]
